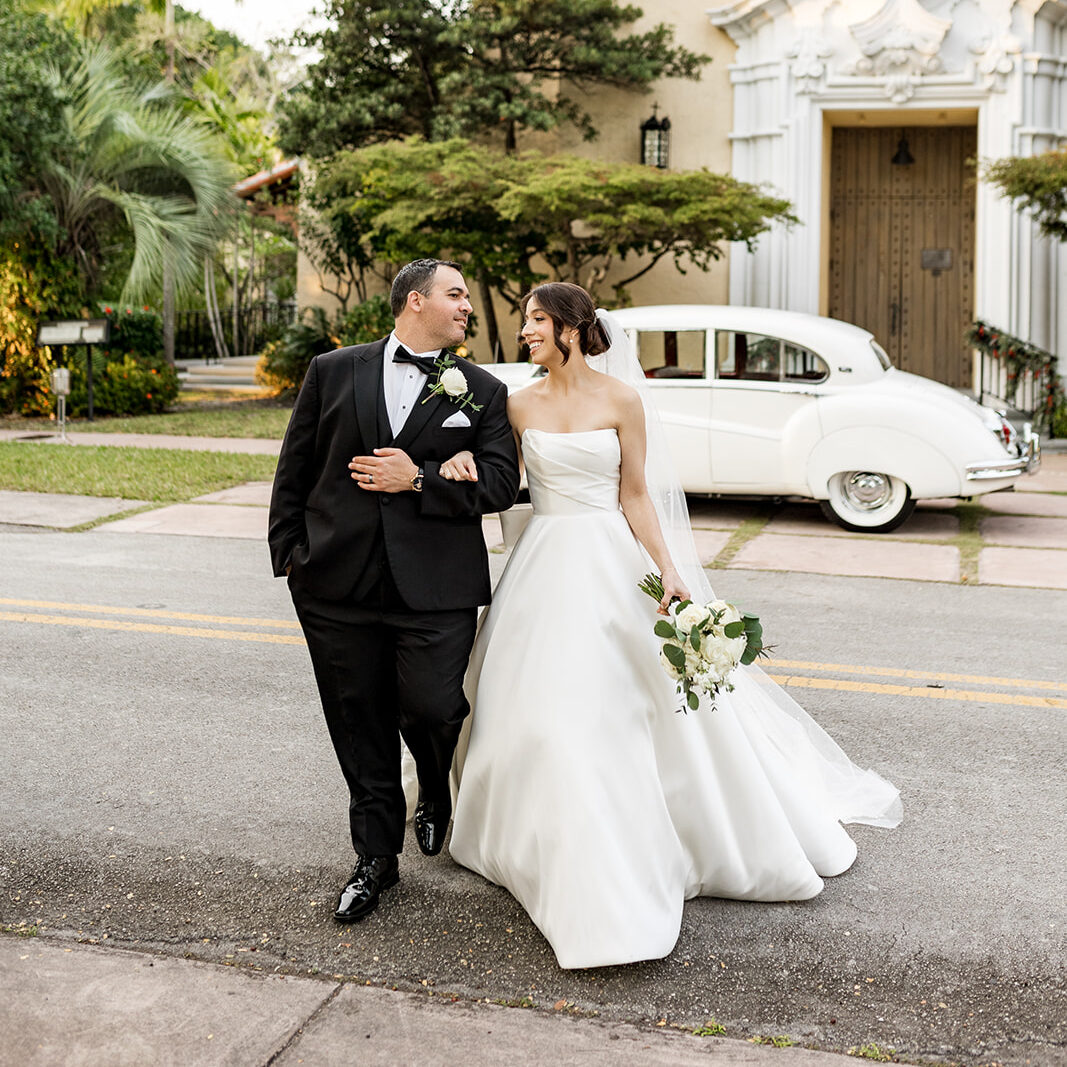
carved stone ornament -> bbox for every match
[848,0,952,104]
[970,30,1022,92]
[787,31,835,94]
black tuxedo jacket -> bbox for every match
[268,338,520,610]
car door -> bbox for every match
[709,330,827,493]
[628,326,714,491]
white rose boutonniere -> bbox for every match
[440,366,469,398]
[422,353,483,412]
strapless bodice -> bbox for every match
[522,428,621,516]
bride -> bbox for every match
[440,282,901,970]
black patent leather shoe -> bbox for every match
[413,799,451,856]
[334,855,399,923]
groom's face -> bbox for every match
[413,266,472,349]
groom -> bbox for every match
[269,259,520,922]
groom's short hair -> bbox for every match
[390,258,462,318]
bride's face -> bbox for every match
[521,298,567,366]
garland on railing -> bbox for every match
[967,320,1064,429]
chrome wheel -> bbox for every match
[819,471,916,532]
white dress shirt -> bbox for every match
[382,332,438,437]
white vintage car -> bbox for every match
[489,305,1041,532]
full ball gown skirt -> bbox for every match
[448,429,901,970]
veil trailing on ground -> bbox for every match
[589,309,902,829]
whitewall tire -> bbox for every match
[818,471,916,533]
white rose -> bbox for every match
[707,640,742,679]
[674,603,707,632]
[707,599,742,626]
[439,366,468,398]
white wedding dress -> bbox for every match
[448,427,901,970]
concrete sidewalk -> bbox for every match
[0,429,1064,588]
[2,936,853,1067]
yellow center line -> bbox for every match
[772,658,1067,694]
[1,604,1063,709]
[0,611,304,645]
[766,674,1067,710]
[0,597,299,629]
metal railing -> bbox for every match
[977,348,1058,429]
[176,301,298,361]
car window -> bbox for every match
[715,332,828,383]
[782,342,829,383]
[870,340,892,371]
[631,330,706,379]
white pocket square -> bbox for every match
[441,411,471,428]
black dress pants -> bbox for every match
[291,574,477,858]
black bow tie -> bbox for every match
[393,346,440,375]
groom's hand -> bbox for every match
[349,448,419,493]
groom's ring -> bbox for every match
[366,474,373,484]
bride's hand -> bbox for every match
[658,569,690,615]
[440,450,478,481]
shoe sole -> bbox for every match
[334,868,400,923]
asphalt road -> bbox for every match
[1,531,1064,1066]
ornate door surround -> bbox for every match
[708,0,1067,377]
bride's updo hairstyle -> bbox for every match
[519,282,611,365]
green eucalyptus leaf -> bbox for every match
[723,620,745,639]
[654,620,675,638]
[663,643,686,669]
[688,690,700,711]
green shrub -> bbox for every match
[0,249,77,416]
[97,303,163,360]
[66,351,180,416]
[255,297,396,395]
[336,295,394,346]
[1050,398,1067,439]
[256,306,338,395]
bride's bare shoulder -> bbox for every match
[600,375,643,412]
[506,381,546,417]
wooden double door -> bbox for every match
[828,126,976,387]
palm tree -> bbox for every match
[42,43,237,305]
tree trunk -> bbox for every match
[478,275,502,362]
[162,249,175,366]
[162,0,176,366]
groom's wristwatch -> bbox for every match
[410,467,424,493]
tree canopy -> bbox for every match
[281,0,709,157]
[304,138,795,355]
[984,149,1067,243]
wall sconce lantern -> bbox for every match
[891,133,915,166]
[641,105,671,169]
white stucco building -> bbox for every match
[703,0,1067,386]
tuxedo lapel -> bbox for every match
[351,340,386,451]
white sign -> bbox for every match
[36,319,111,346]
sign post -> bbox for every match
[35,319,111,422]
[50,367,71,442]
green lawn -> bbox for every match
[0,441,278,502]
[1,396,293,439]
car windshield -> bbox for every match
[870,340,893,371]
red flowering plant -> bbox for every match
[61,304,178,415]
[967,319,1064,435]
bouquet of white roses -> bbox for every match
[639,573,770,713]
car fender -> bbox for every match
[806,426,962,498]
[778,401,825,493]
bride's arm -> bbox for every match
[616,391,690,612]
[440,396,527,482]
